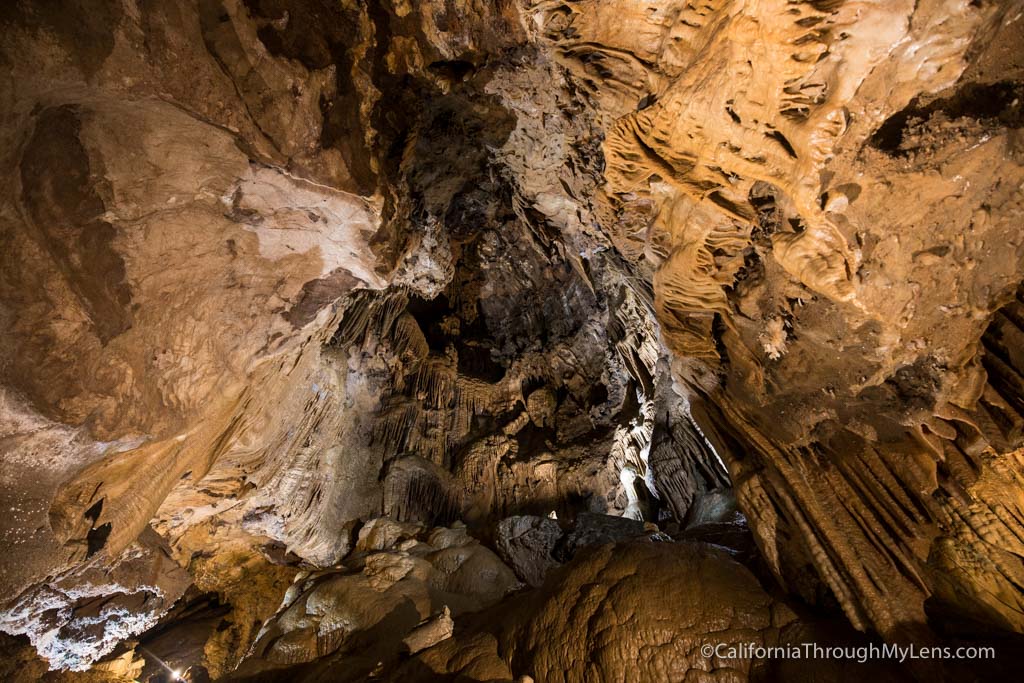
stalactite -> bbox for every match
[384,458,463,526]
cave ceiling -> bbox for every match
[1,0,1023,681]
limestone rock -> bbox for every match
[498,542,775,682]
[355,518,425,553]
[403,606,454,655]
[495,515,563,588]
[556,512,669,561]
[1,0,1023,677]
[0,527,190,672]
[234,520,520,680]
[685,488,742,529]
[390,540,862,682]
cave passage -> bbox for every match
[1,1,1023,682]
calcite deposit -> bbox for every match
[1,0,1022,681]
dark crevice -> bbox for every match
[86,522,111,557]
[870,80,1023,154]
[765,129,798,158]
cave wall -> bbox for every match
[529,0,1024,642]
[0,0,396,666]
[0,0,724,671]
[0,0,1022,675]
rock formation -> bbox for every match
[0,0,1022,681]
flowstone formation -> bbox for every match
[0,0,1022,681]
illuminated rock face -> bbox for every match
[0,0,1022,679]
[536,0,1024,641]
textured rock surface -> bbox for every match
[495,516,563,588]
[0,527,190,672]
[495,512,670,588]
[554,0,1024,641]
[231,519,520,681]
[403,605,454,655]
[390,540,913,683]
[0,0,1023,679]
[500,541,777,681]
